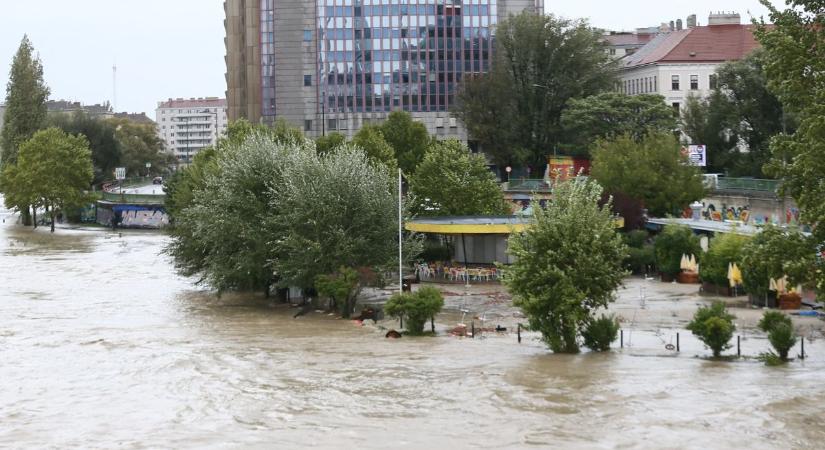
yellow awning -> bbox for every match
[405,216,624,235]
[405,222,527,234]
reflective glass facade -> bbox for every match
[260,1,277,117]
[317,0,497,114]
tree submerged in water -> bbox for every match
[504,178,627,353]
[167,129,421,313]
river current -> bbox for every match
[1,208,824,449]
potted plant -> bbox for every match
[654,225,701,282]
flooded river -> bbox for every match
[1,212,824,449]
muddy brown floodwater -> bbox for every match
[1,211,825,449]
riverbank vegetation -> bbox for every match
[166,125,421,316]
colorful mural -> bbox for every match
[547,157,590,182]
[684,201,805,227]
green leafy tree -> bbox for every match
[379,111,433,174]
[168,134,422,302]
[351,125,397,171]
[591,131,705,218]
[687,302,736,358]
[756,0,825,293]
[384,286,444,335]
[681,93,741,175]
[0,35,50,226]
[740,225,815,303]
[315,132,346,155]
[681,51,791,177]
[315,267,360,318]
[48,112,120,184]
[581,314,620,352]
[165,119,304,223]
[455,12,616,169]
[504,179,627,353]
[409,139,509,216]
[653,225,701,278]
[622,230,655,275]
[167,132,306,294]
[269,144,421,297]
[163,146,218,223]
[699,233,751,287]
[1,128,93,232]
[109,117,175,177]
[560,93,676,156]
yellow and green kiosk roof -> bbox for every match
[405,215,624,235]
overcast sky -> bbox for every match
[0,0,785,117]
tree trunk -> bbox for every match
[21,206,32,226]
[32,207,37,229]
[50,207,55,233]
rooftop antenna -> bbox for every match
[112,62,117,112]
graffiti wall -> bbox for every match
[120,209,169,228]
[96,203,169,229]
[687,194,804,227]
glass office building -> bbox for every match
[315,0,495,114]
[227,0,541,137]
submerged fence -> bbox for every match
[500,325,814,359]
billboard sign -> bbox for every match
[684,145,707,167]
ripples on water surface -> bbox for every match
[1,215,824,449]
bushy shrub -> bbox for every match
[623,230,649,249]
[623,231,655,274]
[582,315,620,352]
[625,246,655,274]
[759,311,796,362]
[758,311,792,333]
[768,323,797,361]
[687,302,736,357]
[654,225,701,276]
[384,286,444,335]
[699,233,750,287]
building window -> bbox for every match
[304,120,312,131]
[690,75,699,90]
[327,119,338,131]
[709,74,718,90]
[609,48,616,56]
[672,102,681,116]
[672,75,680,91]
[303,29,312,42]
[654,76,658,91]
[304,75,312,86]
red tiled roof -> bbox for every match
[624,24,762,67]
[660,24,761,63]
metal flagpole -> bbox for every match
[399,168,403,294]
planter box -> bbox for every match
[750,293,778,308]
[677,272,700,284]
[701,282,732,296]
[779,293,802,310]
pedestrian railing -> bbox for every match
[101,192,166,204]
[714,177,781,193]
[505,179,553,192]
